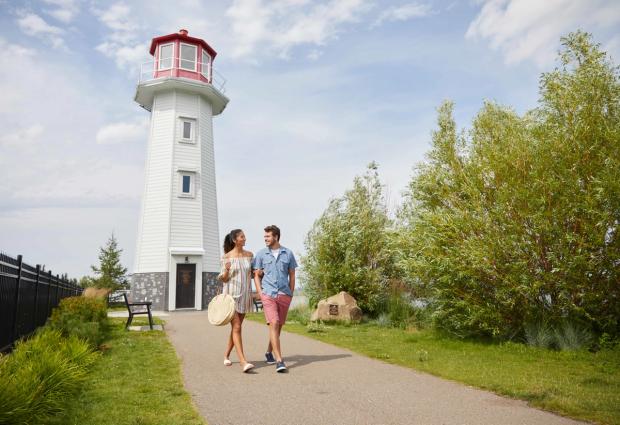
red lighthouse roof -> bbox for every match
[149,29,217,58]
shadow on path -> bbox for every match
[251,353,352,370]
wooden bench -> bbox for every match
[253,295,263,312]
[123,293,154,330]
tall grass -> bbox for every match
[287,304,312,325]
[525,320,593,351]
[0,328,98,425]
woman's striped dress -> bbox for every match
[219,256,253,314]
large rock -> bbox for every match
[310,291,362,323]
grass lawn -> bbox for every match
[246,312,620,425]
[45,317,206,425]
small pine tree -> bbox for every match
[91,233,128,290]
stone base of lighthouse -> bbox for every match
[130,271,220,311]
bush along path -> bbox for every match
[0,296,108,425]
[0,297,205,425]
[165,310,586,425]
[49,316,205,425]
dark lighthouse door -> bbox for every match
[176,264,196,308]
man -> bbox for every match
[253,225,297,373]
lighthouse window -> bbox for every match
[179,117,196,143]
[183,121,192,139]
[158,43,173,70]
[182,175,191,193]
[201,50,211,80]
[180,44,197,71]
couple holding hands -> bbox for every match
[217,225,297,373]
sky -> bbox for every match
[0,0,619,279]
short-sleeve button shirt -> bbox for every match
[253,246,298,297]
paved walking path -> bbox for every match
[164,311,586,425]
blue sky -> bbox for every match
[1,0,619,278]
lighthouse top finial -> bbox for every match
[179,29,188,36]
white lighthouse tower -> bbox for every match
[131,29,228,311]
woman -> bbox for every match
[218,229,255,373]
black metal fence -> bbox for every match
[0,252,83,352]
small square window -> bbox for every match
[183,121,192,139]
[182,175,191,193]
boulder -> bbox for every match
[310,291,362,323]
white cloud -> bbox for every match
[96,118,148,145]
[466,0,620,66]
[307,49,323,60]
[93,2,149,70]
[373,2,433,27]
[43,0,80,23]
[225,0,371,59]
[604,34,620,62]
[0,124,44,149]
[16,12,66,49]
[96,2,133,31]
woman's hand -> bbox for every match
[225,260,232,271]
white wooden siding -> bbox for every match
[170,91,203,248]
[134,91,175,272]
[134,87,221,273]
[200,97,221,272]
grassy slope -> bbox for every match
[47,317,206,425]
[247,313,620,425]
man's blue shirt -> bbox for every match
[253,246,298,297]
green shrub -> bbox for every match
[287,305,311,326]
[525,321,555,349]
[48,296,109,348]
[0,328,98,425]
[525,320,593,351]
[386,292,415,329]
[302,163,396,315]
[374,313,391,328]
[399,32,620,340]
[553,321,593,351]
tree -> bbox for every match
[399,31,620,339]
[79,276,96,288]
[302,162,395,314]
[90,233,128,290]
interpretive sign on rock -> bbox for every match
[311,291,362,323]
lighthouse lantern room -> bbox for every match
[131,29,229,311]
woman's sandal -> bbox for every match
[242,363,255,373]
[224,358,232,366]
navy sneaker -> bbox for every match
[265,352,276,365]
[276,361,287,373]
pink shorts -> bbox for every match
[261,293,292,325]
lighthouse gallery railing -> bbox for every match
[138,59,227,93]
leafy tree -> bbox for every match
[78,276,96,288]
[302,162,395,314]
[90,233,128,290]
[399,31,620,339]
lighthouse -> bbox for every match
[130,29,229,311]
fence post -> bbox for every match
[33,264,41,327]
[46,270,53,318]
[55,274,60,307]
[10,255,24,346]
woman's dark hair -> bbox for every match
[223,229,243,253]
